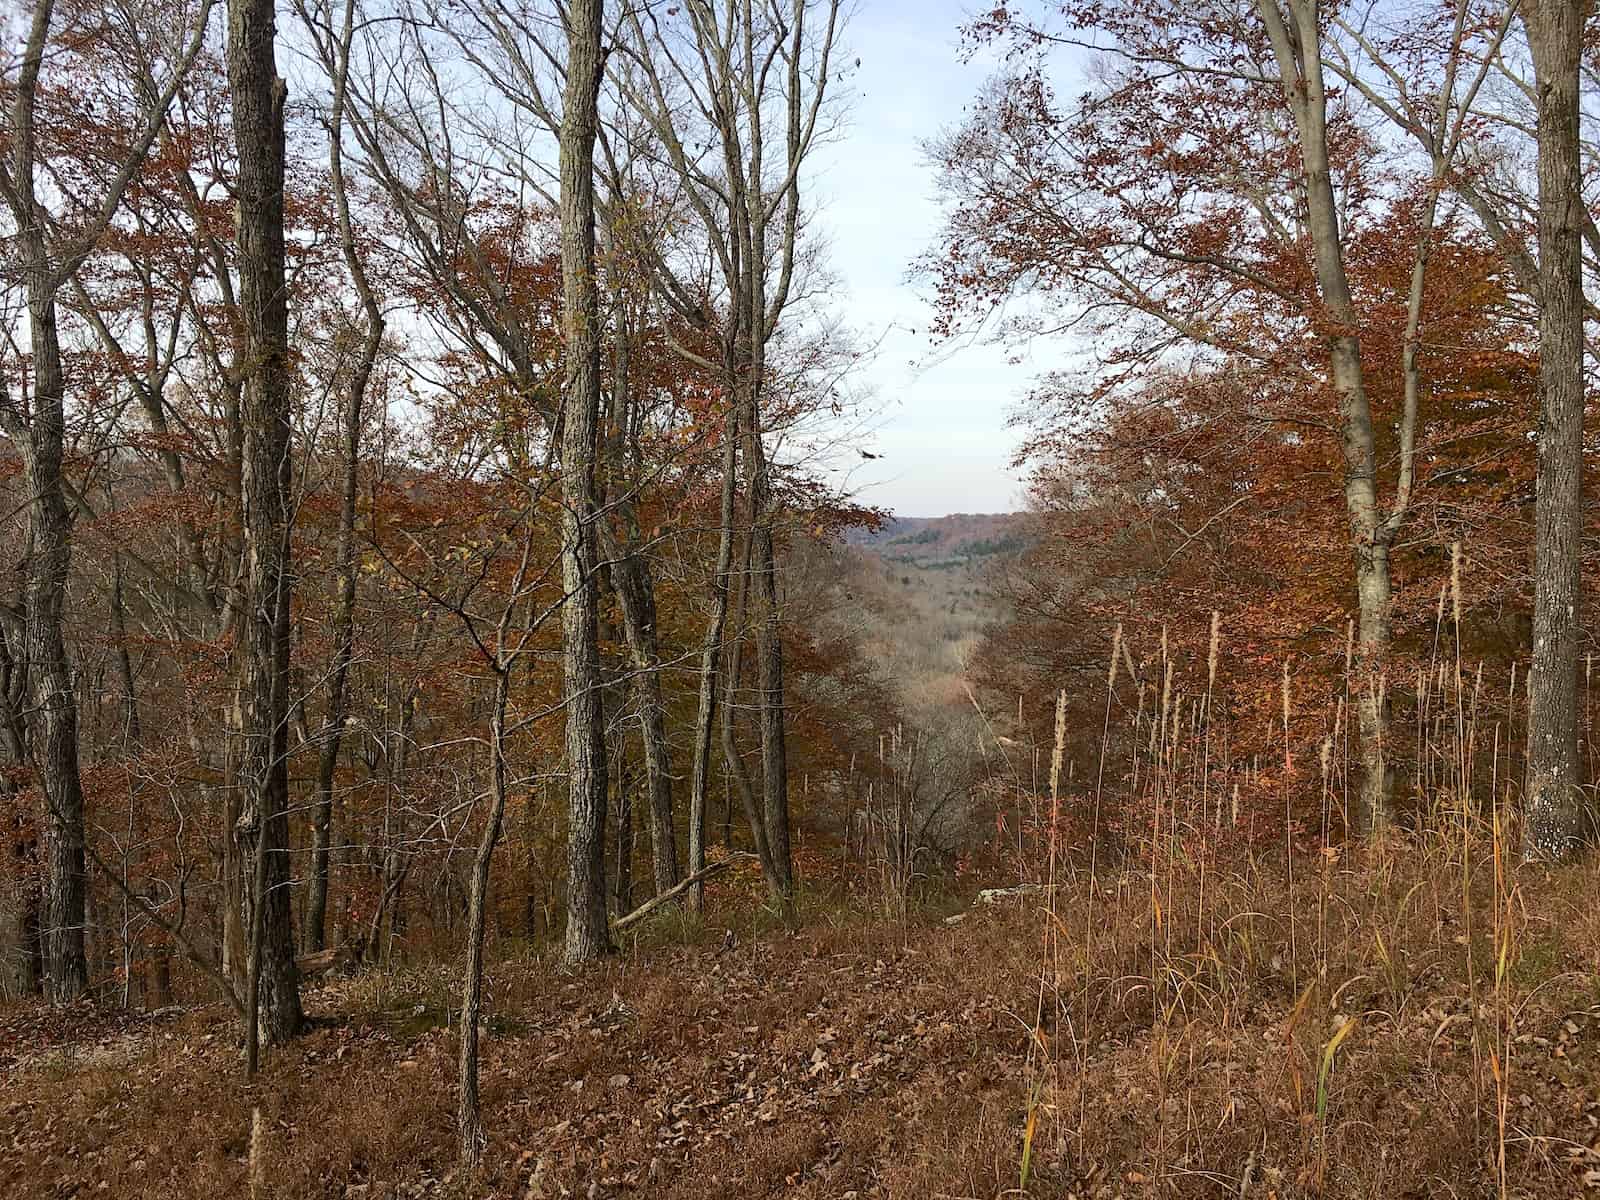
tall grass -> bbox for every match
[997,551,1588,1198]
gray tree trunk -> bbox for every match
[457,669,511,1168]
[600,323,679,897]
[612,755,634,913]
[20,293,91,1003]
[304,21,383,949]
[1258,0,1393,830]
[741,394,794,907]
[1522,0,1589,860]
[686,406,739,913]
[227,0,302,1047]
[721,532,765,860]
[608,549,677,892]
[558,0,610,966]
[0,0,90,1003]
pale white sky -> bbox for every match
[809,0,1075,518]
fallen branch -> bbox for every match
[612,855,752,933]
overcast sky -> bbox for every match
[803,1,1074,519]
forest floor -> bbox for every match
[5,848,1600,1199]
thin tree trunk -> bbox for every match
[304,221,380,952]
[107,499,141,746]
[722,530,774,878]
[612,755,634,913]
[1522,0,1589,859]
[687,403,740,912]
[739,381,794,909]
[228,0,301,1045]
[611,551,678,894]
[600,309,679,896]
[558,0,610,965]
[457,668,511,1169]
[304,0,383,950]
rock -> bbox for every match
[975,883,1047,906]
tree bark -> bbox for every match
[0,0,88,1003]
[599,322,679,897]
[228,0,301,1046]
[20,298,91,1002]
[1258,0,1393,829]
[457,669,511,1169]
[609,547,678,894]
[558,0,610,966]
[687,403,740,912]
[722,528,777,882]
[612,754,634,914]
[741,389,794,907]
[1522,0,1589,860]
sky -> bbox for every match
[806,1,1072,519]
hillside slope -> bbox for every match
[840,512,1029,717]
[5,851,1600,1199]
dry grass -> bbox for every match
[3,841,1599,1199]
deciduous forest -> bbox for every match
[3,1,1600,1197]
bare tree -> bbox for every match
[293,0,389,953]
[618,0,843,912]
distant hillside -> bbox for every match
[833,512,1029,719]
[845,513,1033,567]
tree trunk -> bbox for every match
[687,403,740,912]
[612,756,634,914]
[558,0,610,966]
[1258,0,1392,830]
[599,309,679,897]
[1522,0,1589,860]
[740,383,794,909]
[457,669,511,1169]
[228,0,301,1046]
[305,14,383,951]
[603,519,679,896]
[303,309,376,956]
[0,14,92,994]
[722,530,775,878]
[108,516,141,746]
[303,377,361,952]
[19,302,91,1005]
[454,668,508,1164]
[1,817,39,999]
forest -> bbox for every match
[3,0,1600,1197]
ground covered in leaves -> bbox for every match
[5,853,1600,1198]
